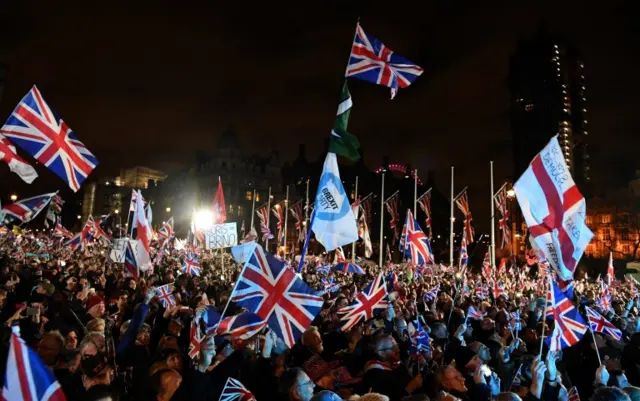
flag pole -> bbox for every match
[379,171,385,268]
[450,166,455,267]
[352,176,359,263]
[413,169,418,217]
[283,185,289,257]
[586,314,603,365]
[250,189,256,233]
[490,161,496,269]
[266,187,272,252]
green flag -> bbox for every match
[329,81,360,161]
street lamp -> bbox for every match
[166,207,171,213]
[77,215,81,220]
[10,194,17,202]
[507,189,516,198]
[114,209,120,214]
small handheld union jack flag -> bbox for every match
[215,311,267,340]
[346,24,423,99]
[0,86,98,192]
[568,386,580,401]
[423,284,439,303]
[219,377,256,401]
[467,305,486,321]
[585,306,622,341]
[155,284,176,308]
[545,277,587,351]
[338,273,389,331]
[182,253,201,276]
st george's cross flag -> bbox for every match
[346,24,423,99]
[311,152,359,252]
[514,136,593,281]
[133,189,152,271]
[230,243,323,348]
[0,86,98,192]
[0,133,38,183]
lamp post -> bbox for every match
[10,194,17,202]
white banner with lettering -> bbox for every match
[109,238,138,263]
[205,223,238,250]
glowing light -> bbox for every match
[114,209,120,214]
[193,209,214,231]
[166,207,171,213]
[10,194,17,202]
[506,189,516,198]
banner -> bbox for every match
[205,223,238,249]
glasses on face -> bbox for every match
[297,379,314,388]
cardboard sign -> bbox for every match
[109,238,137,263]
[205,223,238,249]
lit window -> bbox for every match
[525,104,534,112]
[246,191,252,200]
[256,193,261,202]
[238,206,244,217]
[602,215,612,224]
[229,204,234,214]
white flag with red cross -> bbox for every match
[514,136,593,281]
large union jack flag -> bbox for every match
[417,191,432,237]
[545,277,587,351]
[585,306,622,341]
[230,244,323,348]
[400,209,434,265]
[158,217,174,249]
[219,377,256,401]
[346,24,423,99]
[1,192,55,223]
[0,86,98,192]
[455,189,475,244]
[289,201,306,243]
[2,327,66,401]
[385,192,400,243]
[338,273,389,331]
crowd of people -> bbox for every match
[1,230,640,401]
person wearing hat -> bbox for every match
[84,295,106,324]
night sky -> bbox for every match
[0,1,639,227]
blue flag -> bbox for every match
[311,152,358,251]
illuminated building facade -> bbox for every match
[509,27,591,191]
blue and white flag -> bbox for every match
[311,152,358,251]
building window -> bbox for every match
[246,191,252,200]
[229,204,234,215]
[238,206,244,217]
[255,193,261,202]
[602,214,612,224]
[524,104,534,112]
[604,231,611,241]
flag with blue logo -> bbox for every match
[311,152,358,251]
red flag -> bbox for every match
[213,177,226,224]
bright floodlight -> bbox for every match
[194,209,213,231]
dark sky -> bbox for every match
[0,1,639,221]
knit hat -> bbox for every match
[86,295,105,311]
[41,281,55,296]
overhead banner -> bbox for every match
[205,223,238,249]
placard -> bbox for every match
[109,238,137,263]
[205,223,238,249]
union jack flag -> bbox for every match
[346,24,423,99]
[256,206,273,243]
[0,86,98,192]
[230,244,323,348]
[494,186,511,249]
[400,209,434,265]
[155,284,176,308]
[491,280,507,300]
[545,277,587,351]
[289,201,306,242]
[338,273,389,331]
[272,202,285,243]
[423,284,439,302]
[182,253,201,276]
[385,193,400,243]
[417,191,432,237]
[362,196,372,226]
[2,192,55,223]
[2,327,66,401]
[455,189,475,244]
[585,306,622,341]
[128,189,146,212]
[459,236,468,268]
[467,305,486,321]
[482,252,492,278]
[85,216,110,242]
[596,281,612,312]
[158,217,174,249]
[333,246,346,264]
[510,309,522,331]
[475,282,489,300]
[215,311,267,340]
[188,320,203,360]
[219,377,256,401]
[124,240,139,280]
[407,319,430,355]
[64,217,95,251]
[53,218,73,239]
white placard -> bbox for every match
[205,223,238,249]
[109,238,137,263]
